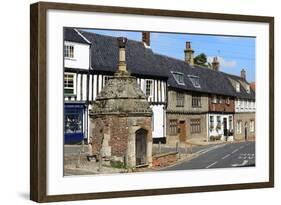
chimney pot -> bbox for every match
[212,57,220,71]
[186,41,191,49]
[142,32,150,47]
[184,41,194,66]
[241,69,246,79]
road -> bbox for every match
[163,141,255,171]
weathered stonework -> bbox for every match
[166,90,208,145]
[234,112,255,141]
[89,41,153,168]
[166,113,207,145]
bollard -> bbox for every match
[81,139,85,153]
[178,143,181,159]
[176,141,179,152]
[158,141,162,154]
[76,150,81,168]
[98,153,102,172]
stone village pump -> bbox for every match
[89,37,153,168]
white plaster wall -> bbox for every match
[151,105,165,138]
[207,114,234,138]
[235,99,256,112]
[64,41,90,69]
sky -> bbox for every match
[83,29,256,82]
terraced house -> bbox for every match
[63,28,255,145]
[164,43,237,144]
[226,70,256,141]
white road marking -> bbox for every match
[232,160,248,167]
[206,161,218,169]
[240,146,244,149]
[195,144,225,155]
[222,154,231,159]
[232,149,239,154]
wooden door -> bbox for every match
[179,120,186,142]
[135,129,147,166]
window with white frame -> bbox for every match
[64,73,75,95]
[229,116,233,130]
[171,72,185,85]
[250,120,255,132]
[246,85,251,93]
[210,116,214,129]
[217,116,221,129]
[236,83,240,92]
[188,75,201,88]
[211,95,217,103]
[218,96,223,104]
[226,97,230,105]
[64,45,74,58]
[145,80,153,98]
[237,120,242,134]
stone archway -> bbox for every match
[135,128,148,166]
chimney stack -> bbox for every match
[117,37,128,74]
[212,56,220,71]
[142,32,150,47]
[184,41,194,66]
[241,69,246,79]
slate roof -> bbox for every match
[64,28,255,99]
[79,30,169,79]
[64,28,90,45]
[224,73,255,100]
[156,54,237,97]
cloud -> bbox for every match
[207,56,237,69]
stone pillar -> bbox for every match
[117,37,127,73]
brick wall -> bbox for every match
[152,152,178,168]
[209,97,235,113]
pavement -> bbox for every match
[161,141,255,171]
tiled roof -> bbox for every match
[64,28,91,45]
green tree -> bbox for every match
[194,53,210,68]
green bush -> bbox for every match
[110,160,125,169]
[210,135,221,141]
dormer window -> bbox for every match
[188,75,201,88]
[236,83,240,92]
[171,71,185,85]
[64,44,74,58]
[211,95,217,103]
[246,85,251,93]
